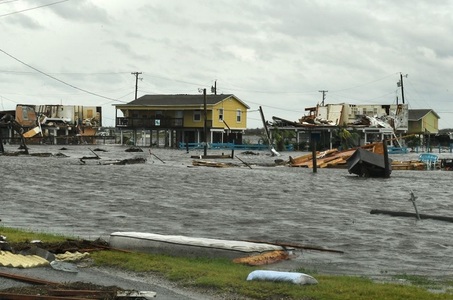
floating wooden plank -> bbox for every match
[235,155,253,169]
[191,160,236,168]
[370,209,453,223]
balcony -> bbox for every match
[116,117,184,129]
[116,117,213,129]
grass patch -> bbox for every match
[394,274,435,286]
[2,226,453,299]
[91,250,453,300]
[0,226,68,243]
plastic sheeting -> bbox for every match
[246,270,318,285]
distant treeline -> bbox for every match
[244,128,264,135]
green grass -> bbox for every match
[0,226,68,243]
[2,226,453,299]
[90,250,453,299]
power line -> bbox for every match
[0,47,127,103]
[0,0,20,5]
[0,0,70,18]
[0,69,131,75]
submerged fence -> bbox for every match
[178,142,294,151]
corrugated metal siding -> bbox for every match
[0,251,49,268]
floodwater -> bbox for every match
[1,143,453,279]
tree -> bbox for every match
[332,127,359,150]
[404,135,421,150]
[268,127,296,151]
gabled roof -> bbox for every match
[408,109,440,121]
[115,94,250,109]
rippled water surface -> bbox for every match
[2,144,453,278]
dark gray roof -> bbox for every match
[408,109,440,121]
[116,94,249,108]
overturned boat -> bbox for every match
[109,232,291,260]
[346,148,392,178]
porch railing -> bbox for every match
[116,117,184,129]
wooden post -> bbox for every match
[383,138,390,178]
[0,127,4,153]
[185,136,189,153]
[312,140,317,173]
[409,191,421,220]
[203,88,207,157]
[259,106,279,156]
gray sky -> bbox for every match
[1,0,452,129]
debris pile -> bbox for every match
[0,237,158,299]
[289,142,427,170]
[289,144,384,168]
[191,160,238,168]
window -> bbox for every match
[193,110,201,122]
[218,108,224,121]
[236,109,241,122]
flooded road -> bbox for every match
[1,143,453,278]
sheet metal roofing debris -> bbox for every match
[55,251,90,262]
[0,251,49,268]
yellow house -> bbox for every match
[114,94,249,147]
[408,109,439,135]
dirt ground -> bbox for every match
[1,281,122,298]
[9,238,110,254]
[0,239,227,299]
[1,239,125,298]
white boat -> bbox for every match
[109,232,289,259]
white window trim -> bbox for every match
[236,109,241,123]
[218,108,224,121]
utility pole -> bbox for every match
[203,88,207,156]
[211,80,217,95]
[131,72,142,100]
[318,90,328,106]
[398,73,407,104]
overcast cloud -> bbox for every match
[1,0,452,128]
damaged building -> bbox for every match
[0,104,102,145]
[270,103,419,151]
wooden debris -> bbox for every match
[191,160,237,168]
[370,209,453,223]
[103,158,147,165]
[235,155,252,169]
[233,250,290,265]
[0,271,56,285]
[289,141,429,170]
[48,289,114,298]
[190,154,232,159]
[125,146,143,152]
[245,240,344,254]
